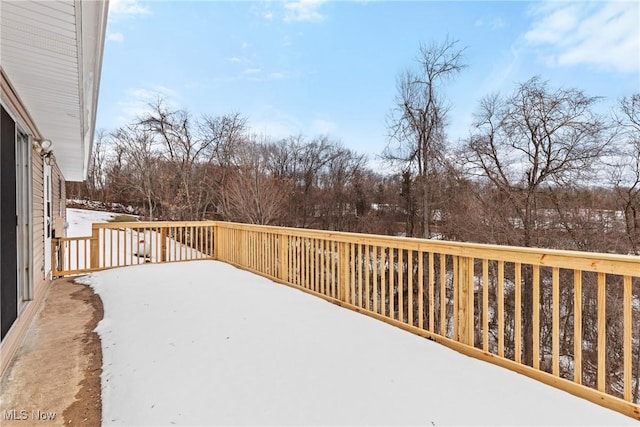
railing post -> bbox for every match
[160,227,167,262]
[242,229,247,267]
[51,238,58,278]
[457,256,474,346]
[211,223,218,260]
[279,233,288,283]
[339,241,349,303]
[90,225,100,269]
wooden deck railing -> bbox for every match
[52,221,216,277]
[53,220,640,420]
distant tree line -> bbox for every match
[69,43,639,257]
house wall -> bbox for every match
[54,163,66,227]
[0,72,68,378]
[32,148,44,288]
[31,149,67,293]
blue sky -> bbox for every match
[98,0,639,160]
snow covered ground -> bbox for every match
[70,208,637,426]
[67,208,119,237]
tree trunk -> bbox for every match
[422,175,429,238]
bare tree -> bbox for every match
[264,135,339,227]
[138,98,249,220]
[316,144,367,231]
[139,98,201,219]
[612,93,640,255]
[196,112,248,219]
[465,76,611,366]
[384,38,465,238]
[222,139,287,225]
[110,124,160,218]
[466,77,611,247]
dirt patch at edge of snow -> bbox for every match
[0,277,103,427]
[62,282,103,426]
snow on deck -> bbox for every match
[78,261,636,426]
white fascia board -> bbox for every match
[76,0,109,181]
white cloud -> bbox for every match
[107,32,124,42]
[525,1,639,73]
[475,17,506,30]
[251,2,276,22]
[108,0,150,18]
[241,42,250,49]
[226,57,245,63]
[525,3,580,44]
[249,105,304,139]
[115,86,180,125]
[490,17,506,30]
[284,0,327,23]
[244,71,289,82]
[483,47,521,93]
[250,120,298,140]
[311,119,337,134]
[107,0,149,41]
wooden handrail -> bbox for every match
[215,221,639,275]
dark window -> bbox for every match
[1,105,18,340]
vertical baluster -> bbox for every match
[574,270,582,384]
[372,246,378,313]
[440,254,446,336]
[623,275,632,401]
[101,228,106,268]
[320,239,326,294]
[515,262,522,363]
[498,260,505,357]
[357,244,363,307]
[453,256,458,339]
[380,248,386,317]
[597,272,606,392]
[288,235,293,284]
[331,241,337,298]
[116,229,120,266]
[328,239,333,296]
[200,226,204,257]
[429,252,435,333]
[349,243,355,305]
[158,227,162,262]
[483,259,489,351]
[418,251,424,330]
[315,239,320,293]
[533,265,540,369]
[408,250,414,326]
[399,248,404,323]
[364,245,371,311]
[552,267,560,376]
[389,248,395,319]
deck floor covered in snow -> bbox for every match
[79,261,637,426]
